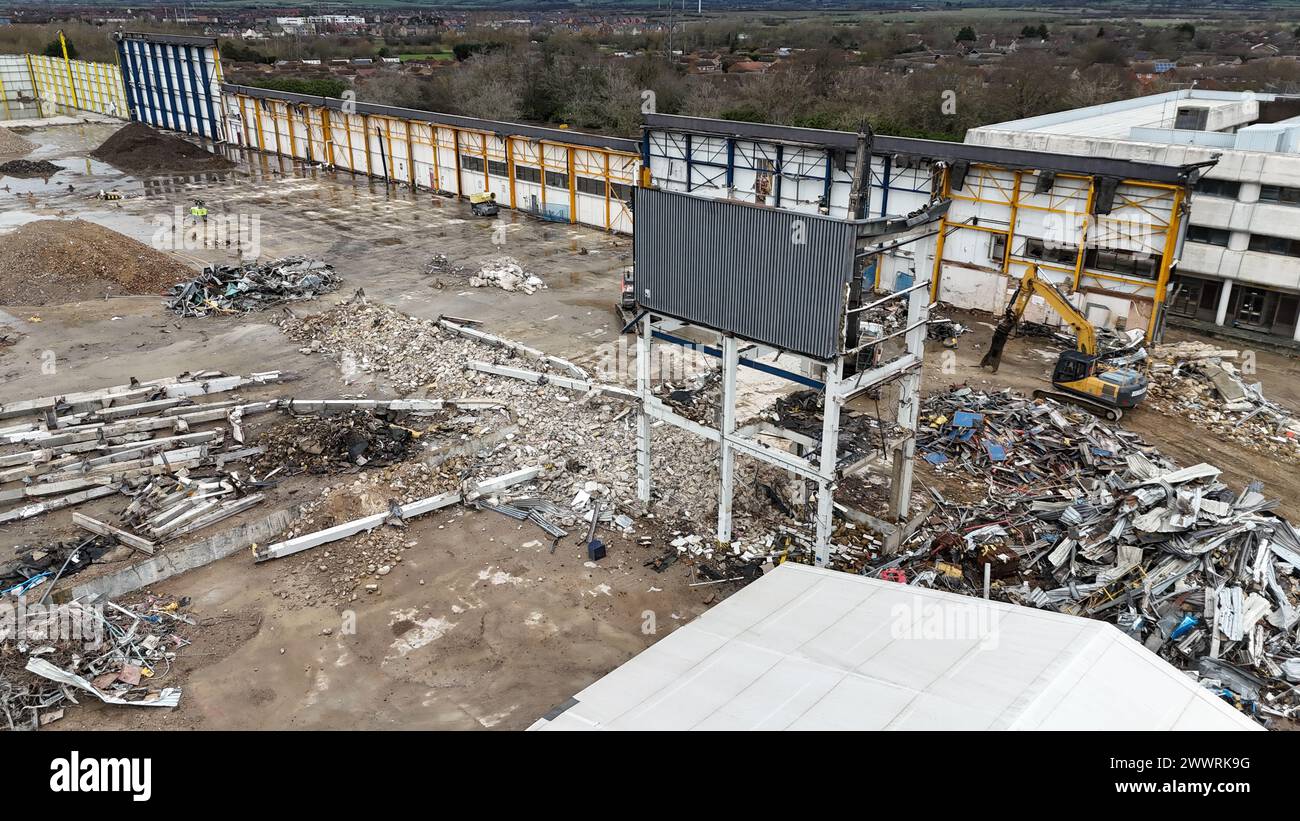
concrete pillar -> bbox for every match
[716,335,738,545]
[889,283,928,520]
[814,359,843,567]
[1215,279,1234,326]
[635,314,653,505]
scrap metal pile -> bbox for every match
[165,256,338,316]
[1147,341,1300,461]
[886,387,1300,725]
[1,593,193,729]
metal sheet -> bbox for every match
[634,188,855,359]
[117,34,224,141]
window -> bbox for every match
[1259,185,1300,206]
[1194,177,1240,199]
[1249,234,1300,258]
[514,164,541,184]
[487,159,508,178]
[1187,225,1230,247]
[989,234,1007,264]
[460,154,484,173]
[1023,237,1078,267]
[576,176,606,196]
[610,182,633,203]
[1084,247,1161,279]
[545,170,569,189]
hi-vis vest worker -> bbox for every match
[190,200,208,221]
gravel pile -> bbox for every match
[0,219,191,305]
[0,127,35,157]
[91,122,234,174]
[0,159,62,177]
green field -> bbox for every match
[398,52,454,62]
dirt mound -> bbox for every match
[0,127,34,157]
[91,122,234,174]
[0,219,193,305]
[0,159,62,177]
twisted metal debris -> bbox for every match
[165,256,338,316]
[881,387,1300,725]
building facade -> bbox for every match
[968,90,1300,344]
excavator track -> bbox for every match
[1031,389,1123,422]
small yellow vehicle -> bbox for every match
[470,191,499,217]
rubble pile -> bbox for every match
[279,298,785,542]
[281,299,467,392]
[0,219,189,306]
[166,257,339,316]
[0,159,62,177]
[887,387,1300,724]
[423,253,467,278]
[1147,341,1300,461]
[470,256,544,294]
[249,409,429,475]
[1,593,193,729]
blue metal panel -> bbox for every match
[183,45,206,139]
[725,137,735,191]
[879,154,891,217]
[146,41,172,130]
[115,41,138,122]
[171,44,194,137]
[195,47,221,141]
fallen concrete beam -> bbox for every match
[63,506,301,602]
[280,398,503,415]
[71,513,156,555]
[0,370,226,420]
[253,466,541,563]
[440,318,588,379]
[467,360,637,401]
[0,486,119,524]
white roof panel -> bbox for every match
[530,563,1260,731]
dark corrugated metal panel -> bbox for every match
[222,83,640,154]
[117,32,219,47]
[634,188,855,360]
[643,112,1193,184]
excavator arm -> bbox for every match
[979,265,1095,372]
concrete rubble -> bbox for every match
[165,256,339,317]
[1148,340,1300,461]
[470,256,545,294]
[878,386,1300,725]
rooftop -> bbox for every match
[530,563,1259,731]
[976,89,1300,154]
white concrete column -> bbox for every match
[814,359,843,567]
[635,314,653,505]
[1215,279,1234,326]
[889,283,929,520]
[716,335,738,545]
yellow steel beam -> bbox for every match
[506,136,517,209]
[567,147,577,224]
[1147,186,1185,341]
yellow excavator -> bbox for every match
[980,265,1148,421]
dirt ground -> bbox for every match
[2,120,1298,730]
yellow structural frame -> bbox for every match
[930,162,1185,341]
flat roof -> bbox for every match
[530,563,1260,731]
